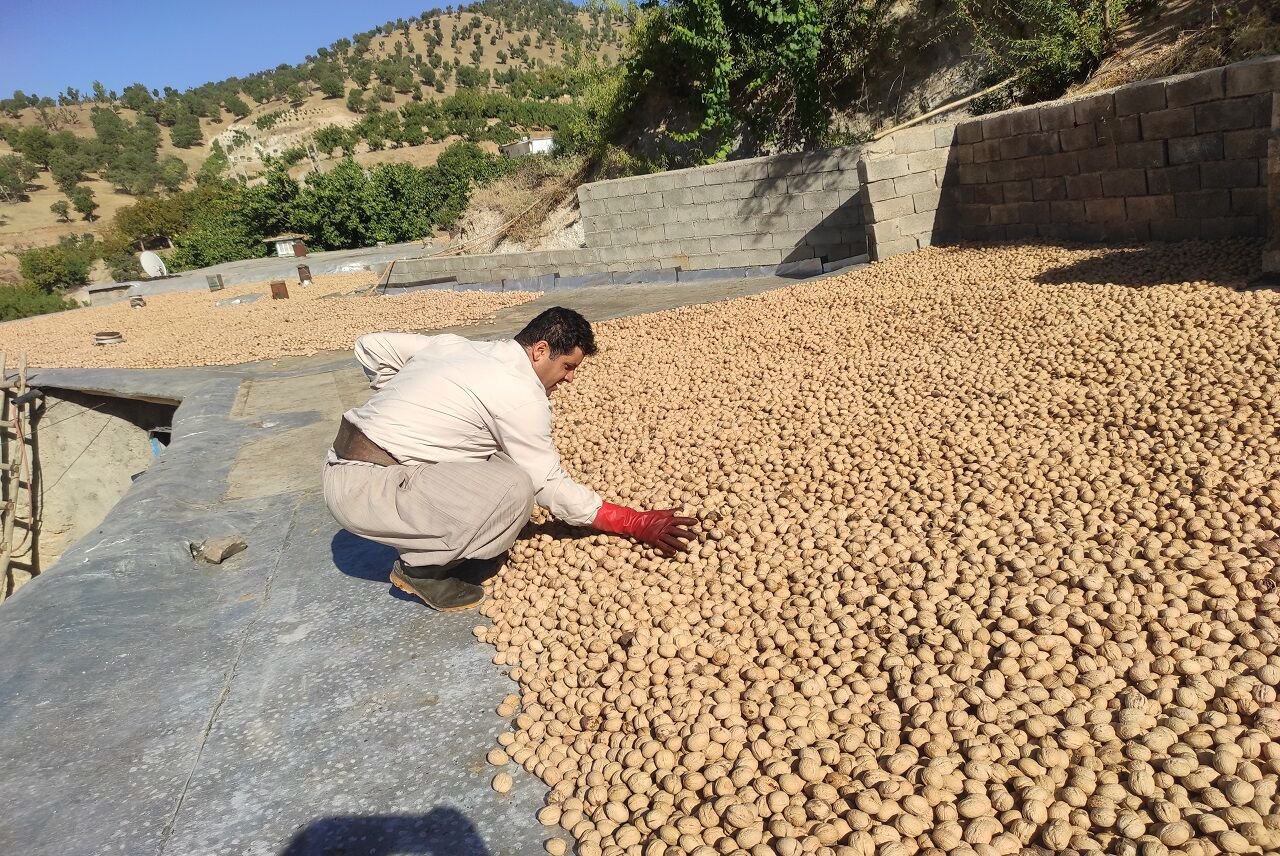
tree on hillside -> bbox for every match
[224,93,251,118]
[0,154,39,202]
[121,82,153,111]
[18,235,97,290]
[159,156,189,192]
[47,148,87,192]
[50,200,71,222]
[347,88,367,113]
[13,126,55,169]
[92,81,108,103]
[70,185,97,220]
[318,75,345,99]
[170,112,202,148]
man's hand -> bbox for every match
[593,502,699,556]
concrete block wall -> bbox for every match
[861,56,1278,257]
[857,124,959,259]
[576,149,867,272]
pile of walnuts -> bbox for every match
[478,241,1280,856]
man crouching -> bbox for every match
[324,307,697,611]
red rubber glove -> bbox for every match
[593,502,698,556]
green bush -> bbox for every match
[17,235,98,291]
[0,285,79,322]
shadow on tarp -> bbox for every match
[278,805,491,855]
[328,527,548,593]
[1030,240,1266,289]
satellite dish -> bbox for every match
[139,251,169,278]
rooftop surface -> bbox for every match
[0,273,819,856]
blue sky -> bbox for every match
[0,0,432,97]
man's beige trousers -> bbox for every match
[322,452,534,568]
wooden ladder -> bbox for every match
[1,351,37,602]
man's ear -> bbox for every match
[532,340,550,362]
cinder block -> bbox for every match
[787,172,827,193]
[1199,216,1262,238]
[1149,219,1202,242]
[634,224,666,244]
[1000,135,1035,160]
[619,210,649,228]
[719,182,757,201]
[894,170,939,196]
[892,125,943,154]
[1146,164,1201,194]
[648,206,678,226]
[737,231,776,251]
[896,210,937,236]
[802,190,843,211]
[1230,187,1268,216]
[821,169,862,191]
[1115,80,1168,116]
[988,203,1023,226]
[770,230,809,250]
[863,179,900,202]
[1224,128,1268,159]
[973,184,1005,205]
[1011,157,1048,181]
[984,108,1041,139]
[913,189,942,213]
[1195,95,1269,133]
[1116,140,1168,169]
[1224,55,1280,97]
[607,195,638,214]
[1102,169,1148,197]
[1165,68,1225,108]
[955,203,992,225]
[1085,197,1126,223]
[1050,200,1087,222]
[1141,107,1196,140]
[1125,194,1175,221]
[860,156,911,184]
[1174,189,1231,218]
[934,124,958,148]
[872,195,916,220]
[1004,224,1038,240]
[956,120,983,144]
[1077,147,1119,173]
[1034,106,1076,137]
[787,209,826,230]
[1073,92,1116,124]
[1200,160,1259,188]
[555,272,613,289]
[1033,177,1068,201]
[766,153,809,178]
[691,184,726,204]
[674,203,712,223]
[873,236,920,259]
[907,149,950,172]
[1059,124,1099,152]
[1043,152,1080,177]
[1168,133,1224,165]
[986,160,1019,183]
[663,187,694,206]
[869,220,901,244]
[956,163,986,185]
[1002,180,1034,203]
[1096,115,1141,145]
[972,139,1002,163]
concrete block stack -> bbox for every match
[937,57,1277,246]
[857,124,959,258]
[577,149,867,273]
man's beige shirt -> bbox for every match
[342,331,603,526]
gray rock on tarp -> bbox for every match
[193,536,248,564]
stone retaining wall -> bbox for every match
[383,56,1277,288]
[576,149,866,272]
[863,56,1279,255]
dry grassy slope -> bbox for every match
[0,9,620,257]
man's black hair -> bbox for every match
[515,307,598,357]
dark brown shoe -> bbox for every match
[390,560,485,612]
